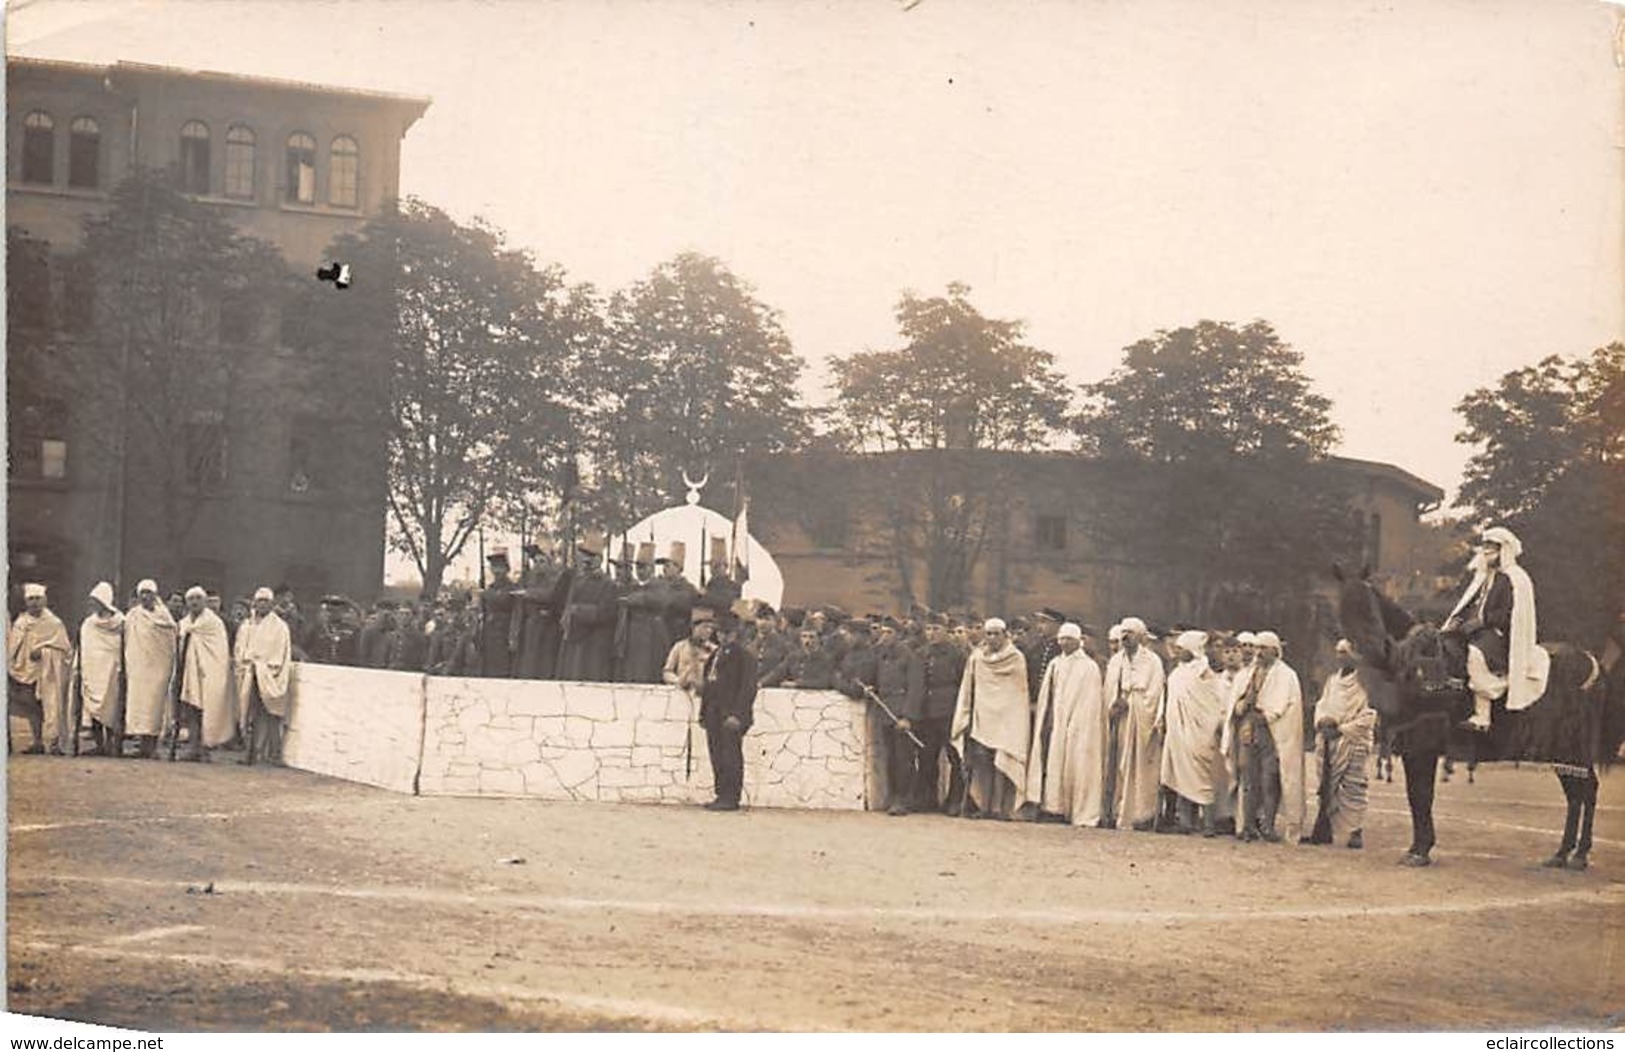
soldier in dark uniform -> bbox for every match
[304,596,361,666]
[558,543,621,682]
[358,600,398,669]
[870,619,925,815]
[918,617,968,813]
[1021,609,1066,705]
[514,545,571,680]
[478,549,522,678]
[618,547,701,684]
[761,626,838,689]
[273,585,307,661]
[699,612,758,811]
[385,603,428,672]
[426,594,478,675]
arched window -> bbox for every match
[21,111,54,184]
[329,135,359,208]
[224,124,256,199]
[68,117,99,188]
[180,120,210,193]
[285,132,316,204]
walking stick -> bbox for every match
[860,684,926,749]
[956,678,976,818]
[168,630,191,762]
[1102,706,1123,823]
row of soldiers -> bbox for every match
[293,541,746,683]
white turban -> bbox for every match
[1107,623,1124,642]
[253,587,275,602]
[1254,630,1283,651]
[185,586,207,601]
[1119,616,1147,636]
[983,618,1007,633]
[23,583,46,600]
[1335,638,1357,657]
[1481,525,1523,561]
[1058,622,1083,641]
[136,578,159,595]
[1236,631,1258,646]
[89,581,117,610]
[1176,629,1208,655]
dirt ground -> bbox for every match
[5,751,1623,1032]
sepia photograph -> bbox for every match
[4,0,1623,1037]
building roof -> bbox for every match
[763,447,1445,503]
[10,56,431,120]
[1326,455,1445,504]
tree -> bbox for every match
[1078,319,1339,460]
[579,252,810,533]
[829,282,1071,452]
[313,199,589,597]
[1454,344,1625,642]
[826,284,1072,609]
[1075,320,1360,627]
[31,172,295,587]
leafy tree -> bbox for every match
[1076,319,1360,627]
[18,173,295,587]
[829,282,1071,452]
[1454,344,1625,642]
[826,284,1072,609]
[313,199,589,596]
[1078,319,1339,460]
[578,252,810,531]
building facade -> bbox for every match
[746,449,1447,658]
[6,58,429,611]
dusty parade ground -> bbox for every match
[6,753,1623,1032]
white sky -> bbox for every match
[9,0,1624,581]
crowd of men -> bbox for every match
[6,560,1375,848]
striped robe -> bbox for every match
[1310,668,1376,842]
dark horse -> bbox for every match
[1333,565,1625,869]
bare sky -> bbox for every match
[10,0,1624,505]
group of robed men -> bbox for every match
[7,580,292,764]
[925,613,1379,848]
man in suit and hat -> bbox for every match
[700,610,758,811]
[558,538,621,682]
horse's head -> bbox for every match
[1332,563,1397,674]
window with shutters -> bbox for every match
[285,132,316,204]
[68,116,99,189]
[224,124,256,199]
[9,397,68,482]
[185,412,228,490]
[180,120,210,194]
[329,135,358,208]
[1035,514,1067,552]
[21,112,54,184]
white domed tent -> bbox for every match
[620,486,784,610]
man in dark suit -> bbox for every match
[700,613,758,812]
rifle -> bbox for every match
[956,673,976,818]
[860,684,925,749]
[168,628,192,762]
[1101,666,1128,823]
[69,644,84,757]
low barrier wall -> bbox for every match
[281,662,875,810]
[281,663,425,794]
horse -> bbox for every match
[1332,564,1625,869]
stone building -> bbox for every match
[6,57,429,610]
[746,449,1446,669]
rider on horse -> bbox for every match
[1441,526,1551,733]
